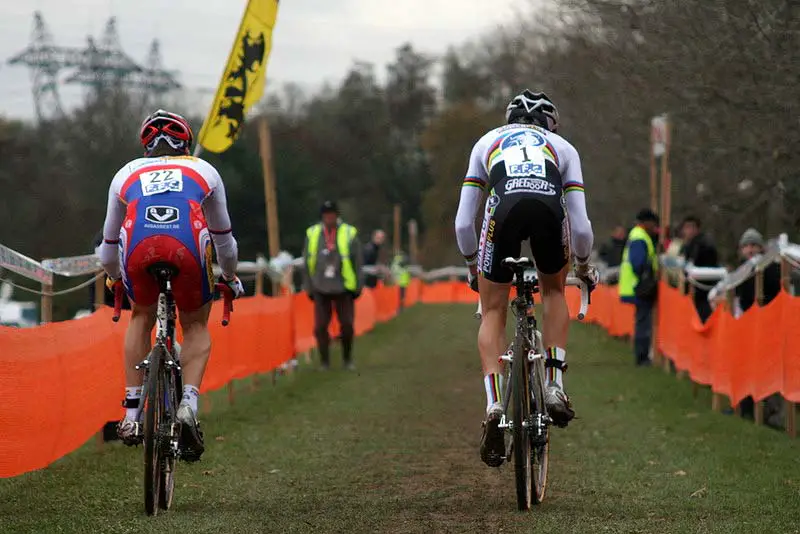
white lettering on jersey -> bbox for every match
[505,177,556,196]
[140,168,183,196]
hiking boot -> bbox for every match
[177,403,205,462]
[545,384,575,427]
[480,403,505,467]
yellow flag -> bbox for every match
[197,0,279,153]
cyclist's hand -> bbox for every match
[220,275,245,299]
[574,261,599,291]
[105,275,121,292]
[467,263,479,293]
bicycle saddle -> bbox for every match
[501,257,534,270]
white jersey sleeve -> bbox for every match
[195,159,239,280]
[454,135,491,264]
[556,141,593,262]
[97,165,134,280]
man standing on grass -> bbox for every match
[619,209,660,366]
[303,201,363,370]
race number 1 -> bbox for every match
[503,145,546,178]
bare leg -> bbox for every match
[124,303,156,387]
[538,265,569,350]
[538,264,574,426]
[477,276,511,468]
[477,277,511,376]
[177,302,212,389]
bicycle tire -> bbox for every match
[512,314,533,511]
[158,361,178,511]
[529,352,550,504]
[143,345,165,516]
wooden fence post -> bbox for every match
[752,269,765,425]
[780,258,796,437]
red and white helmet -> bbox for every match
[139,109,194,156]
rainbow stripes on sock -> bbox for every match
[546,347,559,382]
[488,373,502,405]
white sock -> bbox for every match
[125,386,142,421]
[182,385,200,412]
[483,373,503,413]
[545,347,567,389]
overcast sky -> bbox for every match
[0,0,534,120]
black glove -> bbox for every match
[351,289,362,300]
[467,273,479,293]
[306,290,315,302]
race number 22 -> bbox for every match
[140,169,183,196]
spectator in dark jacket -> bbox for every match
[735,228,782,312]
[599,225,627,280]
[733,228,784,427]
[679,216,718,323]
[362,229,386,289]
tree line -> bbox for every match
[1,0,796,316]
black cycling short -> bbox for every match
[477,160,569,282]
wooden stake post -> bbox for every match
[258,115,283,386]
[780,258,797,438]
[408,219,418,265]
[752,269,765,425]
[393,205,401,256]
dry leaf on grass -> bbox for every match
[690,486,707,498]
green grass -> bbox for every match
[1,305,798,533]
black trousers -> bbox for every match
[634,299,654,365]
[314,293,355,365]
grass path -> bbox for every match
[1,305,798,533]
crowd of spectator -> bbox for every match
[602,209,787,429]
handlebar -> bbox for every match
[110,281,235,326]
[112,282,124,322]
[474,276,592,321]
[215,283,234,326]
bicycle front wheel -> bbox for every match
[143,346,165,516]
[511,328,532,511]
[158,360,179,511]
[529,354,550,504]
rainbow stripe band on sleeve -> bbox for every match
[564,181,584,194]
[463,176,486,188]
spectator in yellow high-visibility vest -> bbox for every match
[303,201,362,370]
[619,208,660,366]
[391,250,411,311]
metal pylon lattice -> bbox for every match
[7,12,182,121]
[7,11,66,121]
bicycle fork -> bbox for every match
[497,350,552,438]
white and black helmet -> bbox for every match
[505,90,559,132]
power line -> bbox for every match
[7,10,182,122]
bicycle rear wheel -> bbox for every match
[143,346,165,516]
[529,354,550,504]
[511,326,533,511]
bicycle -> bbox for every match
[112,265,233,516]
[475,257,590,510]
